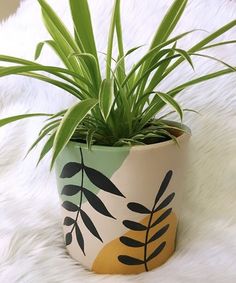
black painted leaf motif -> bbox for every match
[83,188,115,219]
[147,242,166,262]
[60,162,82,178]
[63,217,75,226]
[155,170,173,205]
[62,201,78,212]
[61,185,82,196]
[151,208,172,228]
[118,255,144,265]
[155,193,175,212]
[120,236,144,247]
[80,209,103,242]
[148,225,169,244]
[65,233,72,245]
[127,202,151,214]
[75,223,85,255]
[84,166,125,197]
[123,220,147,231]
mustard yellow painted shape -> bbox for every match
[92,209,177,274]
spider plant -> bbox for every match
[0,0,235,169]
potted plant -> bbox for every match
[0,0,235,274]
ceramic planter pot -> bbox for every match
[55,128,191,274]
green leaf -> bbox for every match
[21,71,84,99]
[34,40,56,60]
[34,39,79,75]
[138,94,177,130]
[51,99,98,168]
[35,41,45,60]
[0,113,51,127]
[200,40,236,51]
[114,45,144,81]
[191,53,236,72]
[189,20,236,53]
[69,53,101,91]
[106,0,120,79]
[46,110,66,121]
[168,68,235,95]
[155,92,183,121]
[115,0,126,83]
[25,120,60,158]
[38,0,78,52]
[123,30,198,87]
[144,46,176,96]
[0,54,95,91]
[39,119,61,136]
[163,20,236,79]
[38,0,89,83]
[135,0,188,97]
[86,129,95,151]
[99,79,115,121]
[136,48,193,109]
[69,0,98,61]
[150,0,188,48]
[37,132,56,166]
[175,48,194,70]
[128,54,180,97]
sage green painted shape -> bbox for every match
[55,141,130,205]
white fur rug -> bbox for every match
[0,0,236,282]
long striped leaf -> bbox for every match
[128,54,180,97]
[0,113,51,127]
[136,0,188,97]
[200,40,236,51]
[191,53,236,72]
[150,0,188,48]
[106,0,120,79]
[35,40,80,77]
[25,120,60,158]
[38,0,78,51]
[144,47,176,96]
[37,132,56,166]
[123,30,198,87]
[155,92,183,121]
[51,99,98,168]
[70,53,101,91]
[136,48,194,106]
[155,68,235,114]
[0,55,95,92]
[168,68,236,95]
[69,0,98,61]
[138,92,182,130]
[115,0,126,83]
[6,69,81,98]
[99,79,115,121]
[163,20,236,79]
[38,0,89,83]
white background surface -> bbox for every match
[0,0,236,282]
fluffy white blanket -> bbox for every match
[0,0,236,282]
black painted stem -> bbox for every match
[143,200,158,271]
[71,148,84,234]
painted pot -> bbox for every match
[55,129,191,274]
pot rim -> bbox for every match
[69,123,191,153]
